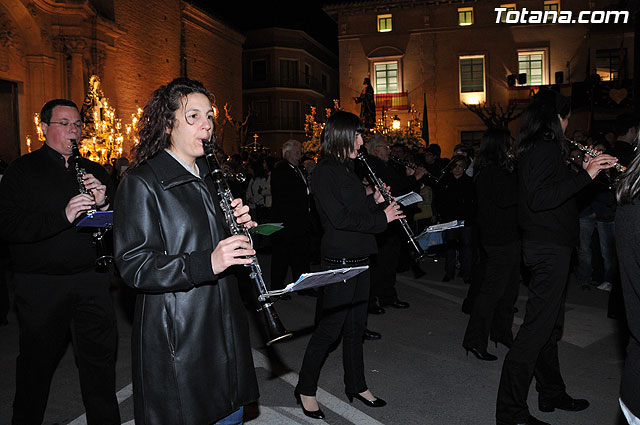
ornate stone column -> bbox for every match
[64,38,87,106]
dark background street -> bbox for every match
[0,255,628,425]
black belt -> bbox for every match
[323,256,369,266]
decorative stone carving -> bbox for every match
[0,12,17,49]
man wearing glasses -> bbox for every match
[0,99,120,424]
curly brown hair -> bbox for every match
[131,77,211,169]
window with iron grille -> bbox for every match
[518,52,544,85]
[596,48,625,81]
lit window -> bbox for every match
[378,14,392,32]
[543,0,560,12]
[499,4,516,23]
[543,0,560,22]
[459,55,485,104]
[518,51,545,85]
[458,7,474,26]
[596,48,625,81]
[375,61,399,94]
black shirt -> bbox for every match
[433,173,475,224]
[0,144,114,274]
[518,138,592,246]
[311,156,387,258]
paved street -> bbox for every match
[0,255,629,425]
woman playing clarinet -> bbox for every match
[294,110,403,419]
[113,77,258,425]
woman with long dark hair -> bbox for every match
[496,90,617,425]
[614,123,640,424]
[114,77,259,425]
[462,127,519,361]
[294,110,402,419]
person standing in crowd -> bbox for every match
[496,90,617,425]
[0,99,120,424]
[614,127,640,425]
[270,139,312,292]
[113,78,259,425]
[422,143,450,184]
[462,127,519,361]
[365,134,423,314]
[433,154,475,282]
[575,140,618,292]
[295,111,401,419]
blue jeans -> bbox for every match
[216,407,244,425]
[576,216,616,286]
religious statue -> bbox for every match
[354,77,376,129]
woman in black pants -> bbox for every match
[294,111,401,419]
[462,127,519,361]
[495,90,617,425]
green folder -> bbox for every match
[252,223,284,236]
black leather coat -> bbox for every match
[113,150,258,425]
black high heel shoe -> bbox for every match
[346,392,387,407]
[294,389,325,419]
[464,347,498,361]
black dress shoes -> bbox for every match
[496,415,550,425]
[538,394,590,412]
[364,329,382,340]
[464,346,498,361]
[382,299,410,309]
[346,392,387,407]
[294,389,325,419]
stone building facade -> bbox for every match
[324,0,635,155]
[0,0,244,163]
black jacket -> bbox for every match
[0,144,113,274]
[475,165,519,246]
[518,138,592,246]
[113,151,258,425]
[311,157,387,258]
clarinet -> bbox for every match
[390,155,440,185]
[566,138,627,172]
[201,137,292,346]
[70,139,96,216]
[356,152,425,258]
[69,139,114,269]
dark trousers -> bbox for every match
[270,229,310,290]
[297,265,369,396]
[463,240,521,351]
[370,231,401,305]
[496,241,569,423]
[12,270,120,425]
[444,226,473,278]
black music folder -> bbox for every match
[76,211,113,228]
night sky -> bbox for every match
[190,0,338,53]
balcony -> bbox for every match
[374,92,408,111]
[245,73,329,95]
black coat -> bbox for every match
[113,151,258,425]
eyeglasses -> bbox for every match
[49,121,83,130]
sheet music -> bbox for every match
[416,220,465,236]
[260,266,369,299]
[395,191,423,207]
